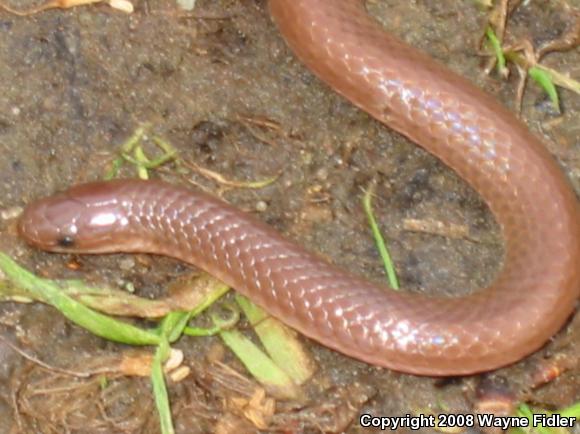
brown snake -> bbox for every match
[18,0,580,375]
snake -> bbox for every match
[17,0,580,376]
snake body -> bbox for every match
[18,0,580,375]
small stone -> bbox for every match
[255,200,268,212]
[118,257,136,271]
[0,206,22,220]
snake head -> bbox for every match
[18,181,132,254]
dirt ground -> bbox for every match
[0,0,579,433]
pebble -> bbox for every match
[255,200,268,212]
[0,206,22,221]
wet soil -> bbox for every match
[0,0,579,433]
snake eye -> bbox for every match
[57,236,75,248]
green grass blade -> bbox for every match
[560,401,580,418]
[485,26,507,76]
[529,66,560,112]
[158,311,191,343]
[236,294,316,385]
[0,253,160,345]
[517,404,554,434]
[152,340,174,434]
[216,314,301,400]
[362,188,400,289]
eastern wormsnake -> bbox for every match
[18,0,580,375]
